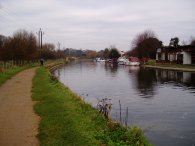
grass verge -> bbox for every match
[145,59,195,69]
[32,67,152,146]
[0,64,37,86]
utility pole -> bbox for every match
[36,28,44,58]
[57,42,60,50]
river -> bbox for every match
[54,61,195,146]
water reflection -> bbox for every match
[160,70,195,87]
[104,63,118,76]
[128,66,140,73]
[134,68,195,98]
[135,68,157,98]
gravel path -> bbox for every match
[0,68,39,146]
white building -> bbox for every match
[156,45,195,64]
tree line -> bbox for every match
[100,30,195,61]
[0,29,65,63]
[1,29,195,62]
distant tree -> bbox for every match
[109,47,120,59]
[1,37,13,60]
[169,37,179,47]
[132,30,155,47]
[181,40,187,45]
[85,50,97,58]
[56,49,66,59]
[190,39,195,45]
[1,30,38,61]
[103,48,110,59]
[0,29,67,62]
[131,30,162,59]
[127,48,138,57]
[0,35,6,60]
[140,38,162,58]
[0,35,6,49]
[12,30,37,61]
[42,43,56,59]
[42,43,67,59]
[97,50,104,58]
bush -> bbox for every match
[145,59,156,65]
[96,121,152,146]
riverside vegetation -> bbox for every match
[32,66,152,146]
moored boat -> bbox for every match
[117,57,126,65]
[95,58,106,62]
[125,57,140,66]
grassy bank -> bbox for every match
[144,60,195,72]
[32,67,152,146]
[0,64,37,86]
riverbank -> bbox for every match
[32,67,152,146]
[144,61,195,72]
[145,65,195,72]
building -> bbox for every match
[156,45,195,64]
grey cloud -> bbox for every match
[0,0,195,50]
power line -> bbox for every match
[0,4,35,33]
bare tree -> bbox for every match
[131,30,162,59]
[0,35,6,60]
[12,30,38,61]
[190,36,195,45]
[0,29,67,62]
[191,40,195,45]
[1,29,38,62]
[132,30,156,49]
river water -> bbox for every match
[54,61,195,146]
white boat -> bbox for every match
[95,58,106,62]
[117,57,126,65]
[125,57,140,66]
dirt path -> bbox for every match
[0,68,39,146]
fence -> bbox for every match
[0,60,39,72]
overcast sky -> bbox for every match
[0,0,195,51]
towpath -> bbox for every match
[0,68,39,146]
